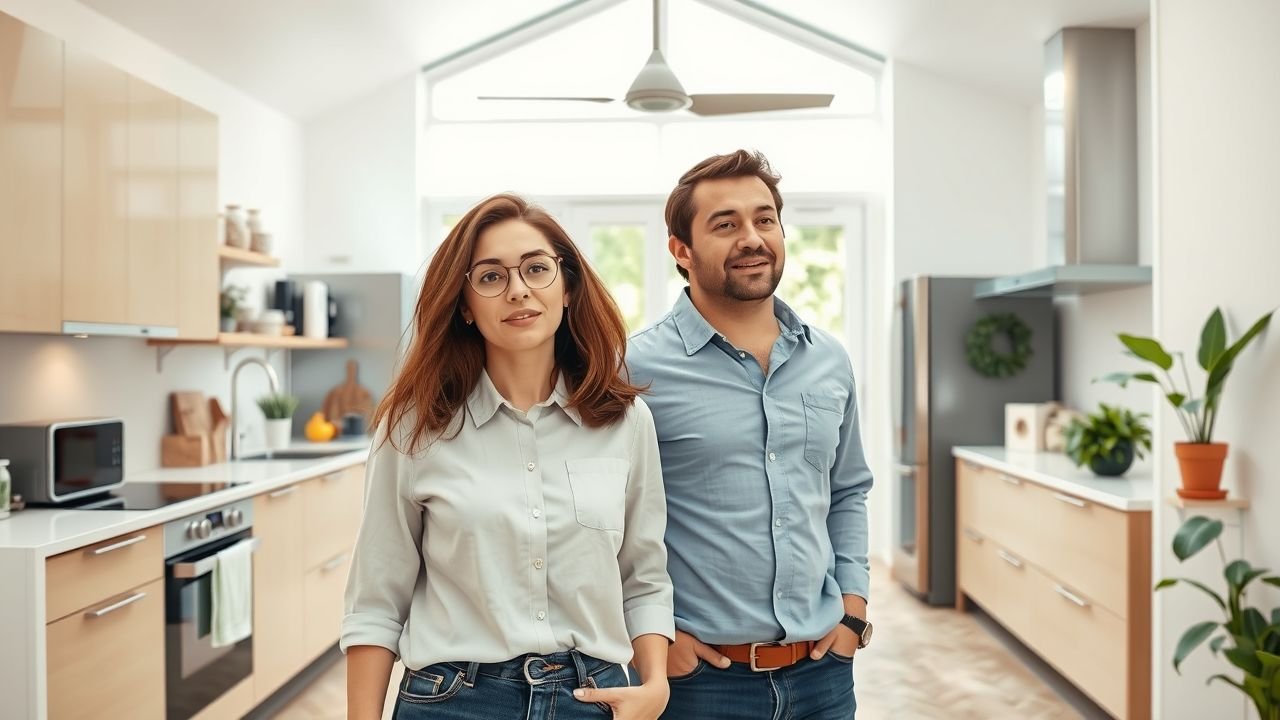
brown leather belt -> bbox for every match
[714,641,816,672]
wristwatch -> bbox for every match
[840,614,873,649]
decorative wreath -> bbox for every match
[965,313,1033,378]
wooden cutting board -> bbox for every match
[208,398,229,463]
[171,392,209,437]
[323,360,374,435]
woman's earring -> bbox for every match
[465,318,473,325]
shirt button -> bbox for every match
[526,462,536,472]
[776,591,783,599]
[532,508,542,518]
[536,611,546,621]
[775,519,783,527]
[768,452,777,462]
[738,351,746,358]
[534,558,544,569]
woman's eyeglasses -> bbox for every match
[465,255,563,298]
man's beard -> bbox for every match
[692,248,783,301]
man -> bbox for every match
[627,149,873,719]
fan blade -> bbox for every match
[477,96,615,103]
[687,93,833,116]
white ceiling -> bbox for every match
[76,0,1148,120]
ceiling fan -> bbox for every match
[477,0,834,116]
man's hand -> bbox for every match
[574,680,670,720]
[811,594,868,660]
[667,630,731,677]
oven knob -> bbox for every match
[227,509,243,528]
[196,519,213,539]
[186,521,200,539]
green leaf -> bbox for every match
[1242,674,1269,711]
[1167,392,1186,408]
[1209,635,1227,655]
[1225,646,1264,675]
[1120,334,1174,370]
[1264,577,1280,588]
[1227,561,1271,592]
[1244,608,1268,638]
[1205,310,1274,398]
[1173,516,1224,561]
[1097,371,1159,388]
[1259,650,1280,670]
[1207,673,1245,693]
[1155,578,1178,591]
[1175,622,1218,673]
[1199,308,1227,370]
[1171,577,1228,610]
[1183,398,1204,415]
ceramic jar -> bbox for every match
[225,205,249,248]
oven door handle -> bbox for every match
[171,537,261,579]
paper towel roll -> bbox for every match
[302,281,328,339]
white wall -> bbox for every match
[0,0,305,469]
[1152,1,1280,717]
[303,73,422,273]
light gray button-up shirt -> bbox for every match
[340,371,675,669]
[627,291,874,645]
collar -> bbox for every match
[466,370,582,428]
[671,288,813,356]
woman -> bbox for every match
[342,193,673,720]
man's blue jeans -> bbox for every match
[391,649,628,719]
[662,652,856,720]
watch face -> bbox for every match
[861,622,873,647]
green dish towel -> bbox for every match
[211,539,254,648]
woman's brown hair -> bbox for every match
[373,193,641,453]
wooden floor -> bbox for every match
[274,563,1086,719]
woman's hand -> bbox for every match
[574,679,670,719]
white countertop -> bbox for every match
[951,446,1153,511]
[0,438,371,556]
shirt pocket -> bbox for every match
[802,392,843,473]
[565,457,630,531]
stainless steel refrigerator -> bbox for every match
[288,273,418,437]
[891,276,1056,606]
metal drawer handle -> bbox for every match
[963,528,983,543]
[895,464,917,477]
[90,534,147,556]
[321,471,345,482]
[1054,584,1090,608]
[999,474,1021,486]
[1052,493,1088,508]
[268,485,298,499]
[172,537,261,579]
[321,552,349,572]
[997,549,1023,568]
[86,591,146,618]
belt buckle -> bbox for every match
[748,642,782,672]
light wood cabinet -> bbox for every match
[45,525,163,623]
[62,46,131,326]
[252,482,307,702]
[304,552,353,659]
[303,464,365,568]
[0,11,63,333]
[955,459,1151,719]
[47,578,165,720]
[177,100,219,339]
[126,77,180,328]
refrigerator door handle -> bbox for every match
[895,464,917,477]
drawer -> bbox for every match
[303,464,365,569]
[956,527,1034,641]
[303,549,352,660]
[47,578,165,720]
[1019,565,1128,718]
[1019,482,1133,617]
[955,459,1035,552]
[46,525,163,622]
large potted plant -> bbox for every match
[1157,515,1280,720]
[1063,403,1152,477]
[1103,307,1273,498]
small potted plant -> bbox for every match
[256,393,299,451]
[1102,307,1273,498]
[219,286,245,333]
[1157,515,1280,720]
[1063,403,1152,477]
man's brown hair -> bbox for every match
[664,149,784,279]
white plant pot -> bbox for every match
[264,418,292,450]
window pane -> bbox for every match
[590,225,646,333]
[778,225,844,343]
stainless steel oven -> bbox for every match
[163,498,257,720]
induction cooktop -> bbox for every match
[56,482,240,511]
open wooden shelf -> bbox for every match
[1165,495,1250,510]
[218,245,280,268]
[148,332,347,349]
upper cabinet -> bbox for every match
[0,9,220,339]
[0,13,64,333]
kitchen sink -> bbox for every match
[237,448,355,461]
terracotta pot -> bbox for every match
[1174,442,1228,493]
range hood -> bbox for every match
[975,27,1151,299]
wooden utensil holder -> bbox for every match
[162,434,212,468]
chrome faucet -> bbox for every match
[230,356,281,460]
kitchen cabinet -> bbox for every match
[251,481,307,702]
[44,525,165,720]
[126,77,180,329]
[956,458,1151,719]
[177,100,220,339]
[0,11,63,333]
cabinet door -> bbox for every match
[0,12,63,333]
[252,483,306,702]
[62,47,129,325]
[303,464,366,569]
[304,552,353,660]
[126,77,179,328]
[47,578,165,720]
[177,100,218,339]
